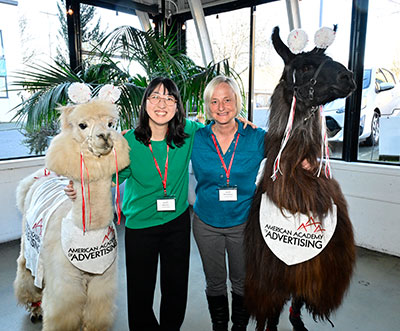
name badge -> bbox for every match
[156,196,176,211]
[218,186,238,201]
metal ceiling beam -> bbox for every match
[285,0,301,30]
[174,0,276,21]
[0,0,18,5]
[79,0,159,16]
[188,0,214,66]
[136,10,152,31]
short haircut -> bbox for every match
[203,75,242,119]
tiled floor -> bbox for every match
[1,219,399,331]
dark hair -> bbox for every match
[134,77,189,148]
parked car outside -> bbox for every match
[324,67,400,146]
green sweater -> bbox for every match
[116,119,203,229]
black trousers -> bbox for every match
[125,208,191,331]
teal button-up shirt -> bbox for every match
[191,119,265,228]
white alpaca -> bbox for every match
[14,86,130,331]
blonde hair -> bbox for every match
[203,75,242,119]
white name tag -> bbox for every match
[218,186,238,201]
[156,196,176,211]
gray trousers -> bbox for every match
[193,212,246,297]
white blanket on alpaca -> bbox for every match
[24,175,69,288]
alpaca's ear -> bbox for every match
[271,26,295,64]
[58,105,75,130]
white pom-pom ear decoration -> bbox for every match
[287,29,308,54]
[68,82,92,104]
[314,26,336,49]
[98,84,121,103]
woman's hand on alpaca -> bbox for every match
[64,180,77,201]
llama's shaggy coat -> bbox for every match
[244,27,357,330]
[14,99,130,331]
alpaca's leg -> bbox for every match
[41,275,85,331]
[14,239,43,322]
[289,297,308,331]
[82,262,117,331]
[41,255,85,331]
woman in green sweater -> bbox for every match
[117,77,202,331]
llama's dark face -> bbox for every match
[272,26,356,108]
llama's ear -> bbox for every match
[58,105,75,130]
[271,26,295,64]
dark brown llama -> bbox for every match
[244,26,357,331]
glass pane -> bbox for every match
[81,5,143,76]
[0,58,6,76]
[0,2,143,160]
[253,0,290,130]
[0,77,7,98]
[296,0,353,159]
[186,7,250,114]
[0,30,4,57]
[361,0,400,164]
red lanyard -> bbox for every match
[149,143,169,196]
[211,133,240,186]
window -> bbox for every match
[0,30,7,98]
[361,0,400,163]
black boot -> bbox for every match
[231,292,250,331]
[207,294,229,331]
[289,299,308,331]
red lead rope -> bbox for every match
[211,133,240,187]
[80,152,87,232]
[113,148,121,225]
[80,149,122,233]
[80,152,92,233]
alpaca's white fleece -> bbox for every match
[14,98,130,330]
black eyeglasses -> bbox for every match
[148,94,177,106]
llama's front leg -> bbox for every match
[264,312,280,331]
[255,315,267,331]
[82,262,117,331]
[289,297,308,331]
[14,244,43,322]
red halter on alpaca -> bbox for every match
[244,26,357,331]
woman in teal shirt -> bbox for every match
[191,76,265,331]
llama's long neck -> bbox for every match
[263,83,333,216]
[267,84,323,168]
[70,178,115,231]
